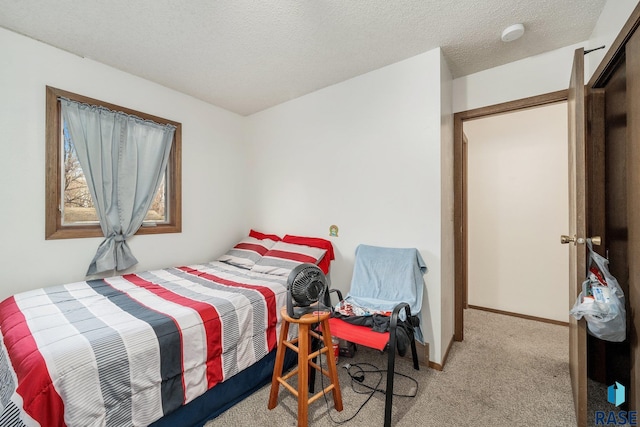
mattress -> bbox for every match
[0,261,289,427]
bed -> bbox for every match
[0,231,335,427]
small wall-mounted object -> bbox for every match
[329,225,339,237]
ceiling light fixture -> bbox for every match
[501,23,525,42]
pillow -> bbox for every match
[251,241,327,276]
[249,229,282,242]
[217,236,277,269]
[282,235,335,274]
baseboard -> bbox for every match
[401,340,430,367]
[427,335,454,371]
[468,305,569,327]
[429,361,444,371]
[401,337,455,371]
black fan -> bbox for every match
[286,263,329,319]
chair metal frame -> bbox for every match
[327,289,420,427]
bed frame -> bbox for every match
[153,348,296,427]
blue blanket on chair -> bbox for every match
[345,244,427,316]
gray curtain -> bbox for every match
[60,98,176,275]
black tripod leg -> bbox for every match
[309,333,318,393]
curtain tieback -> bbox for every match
[112,234,126,242]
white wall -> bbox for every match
[2,0,632,366]
[464,102,569,322]
[0,28,249,301]
[586,0,640,80]
[440,51,456,351]
[246,48,450,364]
[449,0,640,326]
[452,41,584,113]
[453,0,640,113]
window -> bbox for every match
[45,86,182,239]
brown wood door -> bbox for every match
[626,27,640,411]
[567,47,588,427]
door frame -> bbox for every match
[588,3,640,89]
[453,90,568,341]
[587,3,640,410]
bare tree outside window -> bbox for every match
[62,123,96,223]
[61,124,168,225]
[46,86,181,240]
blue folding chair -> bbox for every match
[326,244,427,427]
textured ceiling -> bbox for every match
[0,0,607,115]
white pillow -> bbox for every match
[217,236,277,269]
[250,241,326,276]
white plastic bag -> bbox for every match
[569,240,626,342]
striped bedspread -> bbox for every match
[0,261,288,427]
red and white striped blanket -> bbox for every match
[0,261,288,427]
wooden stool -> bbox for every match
[268,308,343,427]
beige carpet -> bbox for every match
[205,309,576,426]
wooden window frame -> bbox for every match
[45,86,182,239]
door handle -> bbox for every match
[560,235,601,245]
